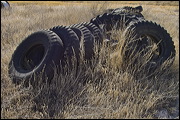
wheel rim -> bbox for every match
[138,34,163,61]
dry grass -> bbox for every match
[1,1,179,119]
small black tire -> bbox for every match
[8,30,64,86]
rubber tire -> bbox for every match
[111,6,144,18]
[90,13,144,32]
[90,13,110,29]
[50,26,80,65]
[90,13,143,44]
[68,27,82,41]
[68,24,83,42]
[77,22,103,45]
[69,24,95,60]
[8,30,64,86]
[123,20,176,68]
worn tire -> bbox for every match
[90,13,144,32]
[8,30,64,86]
[90,13,110,29]
[68,27,82,41]
[50,26,80,65]
[77,22,103,45]
[123,20,176,68]
[111,6,144,18]
[69,24,95,60]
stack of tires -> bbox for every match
[90,6,176,71]
[8,6,176,86]
[9,22,104,86]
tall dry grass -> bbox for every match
[1,2,179,119]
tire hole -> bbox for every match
[21,44,45,71]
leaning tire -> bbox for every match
[91,13,142,31]
[90,13,111,29]
[8,30,64,86]
[69,24,95,60]
[123,20,176,69]
[50,26,80,65]
[77,22,103,45]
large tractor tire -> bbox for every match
[90,12,144,43]
[123,20,176,69]
[90,12,144,32]
[50,26,80,65]
[76,22,103,45]
[68,24,95,60]
[8,30,64,86]
[111,6,144,18]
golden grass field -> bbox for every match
[1,1,179,119]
